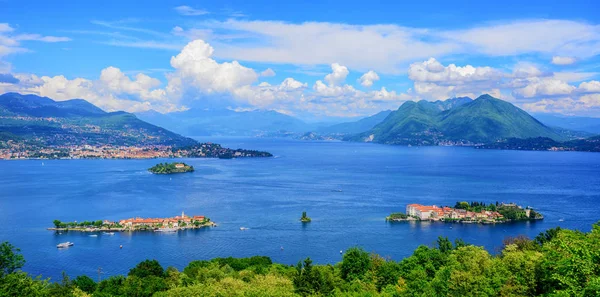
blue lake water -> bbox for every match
[1,137,600,281]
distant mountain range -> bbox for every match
[135,108,393,137]
[136,108,313,137]
[0,93,196,147]
[315,110,392,135]
[533,113,600,134]
[351,95,565,145]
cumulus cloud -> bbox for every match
[324,63,349,86]
[260,68,276,77]
[359,71,379,87]
[578,80,600,93]
[168,39,258,94]
[552,56,577,65]
[512,77,576,98]
[174,6,209,16]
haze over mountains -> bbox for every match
[1,92,599,150]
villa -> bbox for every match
[406,204,504,222]
[119,211,207,228]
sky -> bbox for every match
[1,0,600,120]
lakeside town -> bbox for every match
[0,141,272,160]
[387,202,543,224]
[49,211,215,232]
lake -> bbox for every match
[1,137,599,281]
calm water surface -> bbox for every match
[1,137,599,280]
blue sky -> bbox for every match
[1,0,600,120]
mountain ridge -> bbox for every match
[353,94,564,145]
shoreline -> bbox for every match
[47,221,216,232]
[387,217,544,224]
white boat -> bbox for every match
[57,242,74,248]
[89,234,98,237]
[154,228,178,232]
[240,227,249,231]
[103,232,115,235]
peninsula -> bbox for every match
[48,211,214,232]
[387,202,543,224]
[149,162,194,174]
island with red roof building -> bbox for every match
[48,211,215,232]
[387,201,543,224]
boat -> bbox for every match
[57,242,74,248]
[154,228,178,232]
[559,218,565,222]
[89,234,98,237]
[103,232,115,235]
[240,227,249,231]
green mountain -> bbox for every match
[354,94,563,145]
[0,93,197,147]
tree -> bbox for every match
[437,236,453,254]
[128,260,165,278]
[53,220,62,228]
[0,271,49,297]
[0,242,25,277]
[73,275,96,294]
[95,275,126,296]
[340,247,372,281]
[293,258,334,296]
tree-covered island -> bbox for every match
[300,211,311,223]
[388,201,543,223]
[148,162,194,174]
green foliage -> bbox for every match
[72,275,96,294]
[148,163,194,174]
[0,242,25,277]
[293,258,335,296]
[128,259,165,278]
[0,271,49,297]
[356,94,564,145]
[386,212,408,220]
[340,247,372,281]
[4,221,600,296]
[300,211,311,222]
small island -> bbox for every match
[48,211,214,232]
[300,211,312,223]
[387,202,543,224]
[148,162,194,174]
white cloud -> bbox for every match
[174,5,209,16]
[408,58,501,84]
[359,70,379,87]
[578,80,600,93]
[324,63,349,86]
[0,23,70,68]
[552,56,577,65]
[513,77,576,98]
[168,39,258,94]
[441,20,600,58]
[260,68,276,77]
[168,19,600,75]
